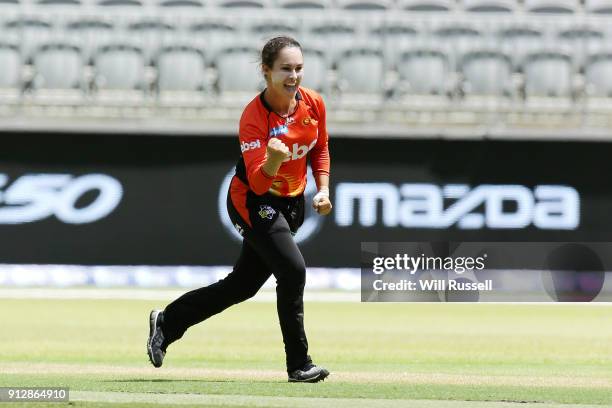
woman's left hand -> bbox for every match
[312,192,332,215]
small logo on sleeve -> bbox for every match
[258,205,276,220]
[240,140,262,153]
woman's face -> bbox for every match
[264,46,304,98]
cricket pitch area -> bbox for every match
[1,289,611,408]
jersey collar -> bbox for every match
[259,88,302,116]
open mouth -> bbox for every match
[284,84,297,92]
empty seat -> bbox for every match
[93,44,147,102]
[585,52,612,97]
[156,45,207,104]
[524,0,578,13]
[307,21,357,61]
[0,43,20,86]
[460,49,514,96]
[434,24,484,66]
[498,25,544,64]
[215,45,263,105]
[558,26,605,66]
[158,0,205,6]
[97,0,142,5]
[522,51,573,97]
[337,0,392,10]
[37,0,81,4]
[397,48,450,96]
[585,0,612,13]
[215,0,269,7]
[250,21,299,42]
[128,19,177,62]
[66,18,114,60]
[336,47,384,95]
[189,21,239,59]
[277,0,325,8]
[300,48,329,95]
[32,42,84,103]
[370,23,418,67]
[398,0,453,11]
[4,17,53,60]
[462,0,514,12]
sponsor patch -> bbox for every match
[269,124,289,138]
[240,140,261,153]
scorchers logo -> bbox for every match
[218,167,324,243]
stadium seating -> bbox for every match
[0,0,611,126]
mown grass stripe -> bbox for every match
[71,391,605,408]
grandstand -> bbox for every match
[0,0,611,137]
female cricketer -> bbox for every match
[147,36,332,383]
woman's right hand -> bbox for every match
[266,138,291,164]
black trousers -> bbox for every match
[162,183,311,372]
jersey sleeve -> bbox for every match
[309,95,330,177]
[239,111,274,195]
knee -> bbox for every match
[276,259,306,289]
[235,285,260,302]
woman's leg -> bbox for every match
[161,240,271,348]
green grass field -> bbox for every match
[1,293,612,407]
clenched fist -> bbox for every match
[266,137,291,164]
[312,188,332,216]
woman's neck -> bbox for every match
[264,88,297,117]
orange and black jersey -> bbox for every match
[230,86,330,226]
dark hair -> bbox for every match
[260,36,302,69]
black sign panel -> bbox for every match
[0,133,610,267]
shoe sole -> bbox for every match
[288,370,330,383]
[147,310,162,368]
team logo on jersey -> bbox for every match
[269,124,288,138]
[258,205,276,220]
[302,118,311,125]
